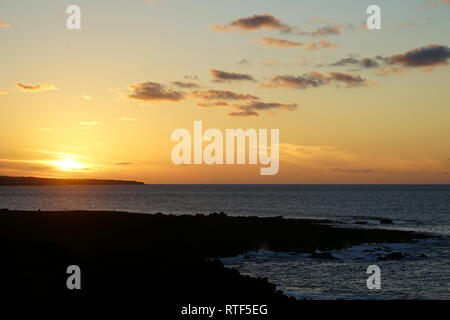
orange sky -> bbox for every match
[1,0,449,183]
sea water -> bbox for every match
[0,184,448,299]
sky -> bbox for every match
[0,0,449,183]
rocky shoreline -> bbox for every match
[0,209,429,301]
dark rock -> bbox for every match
[378,252,405,260]
[0,210,429,300]
[310,252,336,260]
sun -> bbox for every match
[53,158,85,171]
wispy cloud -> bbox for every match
[237,58,251,66]
[258,37,337,50]
[127,82,185,102]
[262,73,329,89]
[191,90,258,101]
[262,72,373,89]
[192,89,259,109]
[170,81,201,89]
[115,162,133,166]
[309,25,342,36]
[190,89,297,117]
[17,83,58,93]
[210,69,256,83]
[230,101,298,117]
[79,95,93,100]
[328,56,380,69]
[281,143,446,175]
[384,44,450,69]
[303,40,338,50]
[262,60,306,67]
[212,13,295,33]
[259,37,303,48]
[329,44,450,75]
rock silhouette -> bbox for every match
[0,209,428,301]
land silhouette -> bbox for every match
[0,209,428,306]
[0,176,144,186]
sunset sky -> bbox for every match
[1,0,450,183]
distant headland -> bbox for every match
[0,176,145,186]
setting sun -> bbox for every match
[52,159,85,171]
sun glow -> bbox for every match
[53,158,85,171]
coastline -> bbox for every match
[0,176,144,186]
[0,209,430,301]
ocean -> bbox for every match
[0,184,449,299]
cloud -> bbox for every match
[333,168,379,174]
[309,25,342,36]
[190,89,297,117]
[115,162,133,166]
[384,44,450,68]
[304,40,338,50]
[0,21,10,27]
[184,75,199,81]
[192,89,259,109]
[262,71,371,89]
[228,110,259,117]
[291,24,345,36]
[0,89,8,95]
[127,82,185,102]
[329,57,380,69]
[79,95,93,100]
[210,69,256,82]
[280,143,448,183]
[374,66,405,76]
[212,13,295,33]
[328,45,450,76]
[230,101,298,117]
[341,45,450,75]
[281,143,447,175]
[263,73,329,89]
[328,72,372,87]
[170,81,201,89]
[197,101,229,108]
[237,58,251,66]
[191,90,258,101]
[262,60,306,67]
[259,38,337,50]
[17,83,58,92]
[259,37,303,48]
[0,159,55,173]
